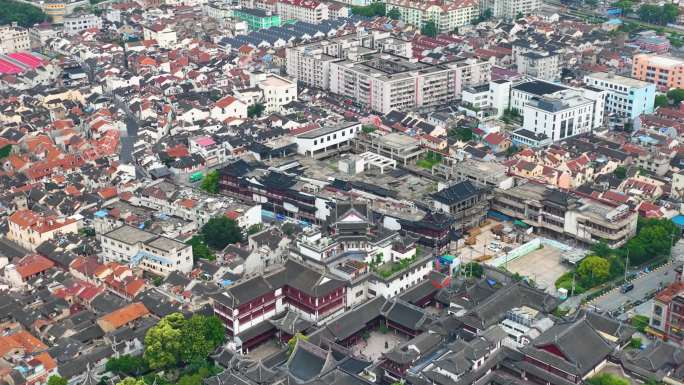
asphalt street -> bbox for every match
[591,263,679,313]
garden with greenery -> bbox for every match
[416,151,443,170]
[555,217,679,296]
[186,216,243,262]
[48,313,225,385]
[1,0,49,27]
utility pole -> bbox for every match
[624,249,630,283]
[571,271,576,297]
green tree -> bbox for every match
[638,4,663,24]
[106,355,149,376]
[463,262,484,278]
[282,222,298,236]
[585,0,597,6]
[612,0,633,14]
[387,7,401,20]
[180,315,226,365]
[48,376,67,385]
[187,236,216,261]
[421,20,438,38]
[667,88,684,106]
[287,333,309,356]
[631,315,650,333]
[248,103,265,118]
[505,145,521,158]
[116,378,146,385]
[590,240,611,258]
[144,313,185,370]
[655,95,668,108]
[247,224,263,235]
[450,127,473,142]
[577,256,611,285]
[614,166,628,180]
[201,216,244,249]
[351,2,385,16]
[663,3,679,23]
[588,373,630,385]
[629,337,642,348]
[362,125,376,134]
[200,170,219,194]
[0,145,12,159]
[0,0,49,27]
[516,11,523,19]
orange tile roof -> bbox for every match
[15,255,55,280]
[0,331,48,357]
[98,302,149,330]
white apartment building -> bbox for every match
[522,88,606,142]
[583,72,656,119]
[386,0,479,33]
[202,1,234,20]
[480,0,541,19]
[63,13,102,35]
[328,53,490,114]
[253,73,297,113]
[100,225,193,276]
[516,51,559,81]
[142,24,178,49]
[276,0,329,23]
[0,24,30,54]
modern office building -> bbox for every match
[584,72,656,119]
[385,0,479,33]
[233,8,282,30]
[521,87,606,142]
[632,54,684,91]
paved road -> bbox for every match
[590,263,679,313]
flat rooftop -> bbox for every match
[336,53,448,82]
[145,236,187,252]
[586,72,651,88]
[260,75,293,87]
[641,54,684,68]
[376,132,420,149]
[105,225,157,245]
[298,122,359,139]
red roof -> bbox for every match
[15,255,55,280]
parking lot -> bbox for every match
[504,244,570,292]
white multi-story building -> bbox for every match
[63,13,102,36]
[0,24,30,54]
[479,0,541,20]
[386,0,478,33]
[276,0,329,23]
[516,51,559,81]
[253,73,298,113]
[202,1,234,20]
[328,53,490,114]
[142,24,178,49]
[100,225,193,276]
[521,87,606,142]
[294,121,361,157]
[583,72,656,119]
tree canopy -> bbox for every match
[450,127,474,142]
[201,216,244,250]
[613,166,628,180]
[0,0,49,27]
[200,170,219,194]
[248,103,265,118]
[144,313,225,370]
[421,20,438,38]
[186,235,216,262]
[105,355,149,376]
[624,217,679,265]
[611,0,634,14]
[667,88,684,106]
[47,376,67,385]
[588,373,630,385]
[637,3,679,24]
[351,2,385,16]
[387,7,401,20]
[577,256,611,286]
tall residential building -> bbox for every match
[275,0,329,23]
[385,0,479,34]
[584,72,656,119]
[479,0,541,20]
[286,32,412,90]
[632,53,684,91]
[328,53,490,114]
[0,24,30,55]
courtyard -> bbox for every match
[504,244,570,292]
[351,329,406,361]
